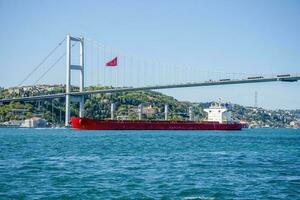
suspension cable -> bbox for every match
[18,38,66,87]
[33,43,77,85]
[33,54,65,85]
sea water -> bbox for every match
[0,128,299,199]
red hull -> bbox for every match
[70,117,243,130]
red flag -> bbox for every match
[106,57,118,67]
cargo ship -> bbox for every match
[71,101,244,130]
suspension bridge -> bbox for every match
[1,35,300,126]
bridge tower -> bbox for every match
[65,35,84,126]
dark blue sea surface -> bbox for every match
[0,128,299,199]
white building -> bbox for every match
[3,120,23,127]
[21,117,47,128]
[290,120,300,128]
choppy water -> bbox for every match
[0,128,299,199]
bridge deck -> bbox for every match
[1,75,299,103]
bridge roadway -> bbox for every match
[0,74,299,103]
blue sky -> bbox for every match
[0,0,299,109]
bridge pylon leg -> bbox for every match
[65,35,85,127]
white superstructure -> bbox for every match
[204,99,232,123]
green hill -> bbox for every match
[0,85,205,125]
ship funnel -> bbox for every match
[164,104,168,120]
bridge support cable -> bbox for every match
[18,38,66,87]
[84,36,296,89]
[33,53,65,85]
[97,41,100,86]
[33,42,78,85]
[90,39,94,86]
